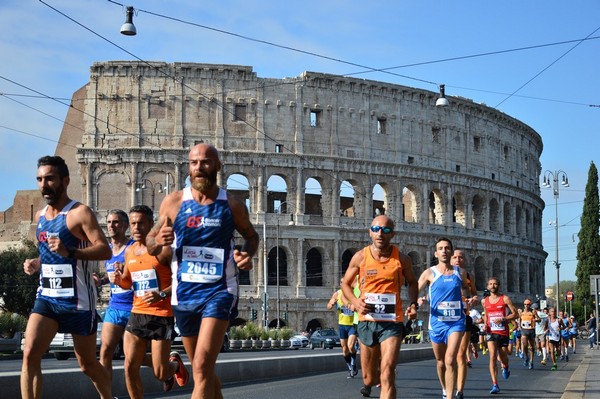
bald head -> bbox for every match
[371,215,395,231]
[188,143,221,192]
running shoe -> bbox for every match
[483,348,488,355]
[523,359,529,367]
[351,364,358,377]
[551,364,557,371]
[502,366,510,379]
[529,362,534,370]
[347,370,354,379]
[456,391,464,399]
[163,376,174,392]
[360,385,371,397]
[560,355,564,361]
[490,384,500,394]
[467,360,472,368]
[565,355,569,362]
[473,350,479,359]
[573,350,576,354]
[519,351,524,359]
[169,351,189,387]
[541,359,546,366]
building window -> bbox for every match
[491,173,496,180]
[432,126,441,143]
[504,145,509,160]
[377,118,387,134]
[310,110,321,127]
[474,136,481,151]
[407,156,415,164]
[456,165,461,172]
[275,144,283,153]
[234,104,246,122]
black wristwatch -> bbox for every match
[68,247,76,259]
[158,291,167,300]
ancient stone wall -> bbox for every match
[3,61,547,332]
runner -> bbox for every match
[481,277,518,395]
[519,298,540,370]
[418,238,475,399]
[327,280,358,378]
[534,305,549,365]
[546,307,566,371]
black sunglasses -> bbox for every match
[370,225,393,234]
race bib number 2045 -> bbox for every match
[181,246,225,283]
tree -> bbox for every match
[0,240,39,317]
[575,161,600,305]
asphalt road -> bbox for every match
[148,349,581,399]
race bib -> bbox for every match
[181,246,224,283]
[341,306,354,317]
[363,293,396,321]
[41,264,74,297]
[488,310,506,332]
[436,300,461,321]
[131,269,159,297]
[521,320,533,329]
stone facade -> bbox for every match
[2,61,547,332]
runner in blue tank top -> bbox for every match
[147,144,259,399]
[98,209,135,383]
[418,238,477,399]
[22,155,113,399]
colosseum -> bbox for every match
[7,61,548,333]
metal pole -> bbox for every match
[263,222,268,328]
[276,218,280,329]
[596,278,599,348]
[554,186,560,312]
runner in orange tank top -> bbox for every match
[341,215,418,399]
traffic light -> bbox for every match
[251,308,257,321]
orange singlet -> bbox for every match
[358,245,405,323]
[126,247,172,317]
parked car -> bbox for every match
[309,329,341,349]
[291,334,309,348]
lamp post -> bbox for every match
[542,170,569,312]
[136,179,164,212]
[274,201,294,328]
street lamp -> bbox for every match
[136,179,164,211]
[275,201,294,328]
[542,170,569,311]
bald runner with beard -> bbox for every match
[147,143,259,399]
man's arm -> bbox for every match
[229,195,259,270]
[146,192,180,255]
[327,291,339,310]
[67,204,111,260]
[503,296,519,321]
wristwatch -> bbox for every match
[158,291,167,300]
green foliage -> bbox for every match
[0,240,39,317]
[242,322,260,339]
[575,162,600,305]
[268,328,279,340]
[259,327,269,340]
[278,327,294,340]
[0,312,28,338]
[228,326,243,340]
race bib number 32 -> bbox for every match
[181,246,225,283]
[364,293,396,321]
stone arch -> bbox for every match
[428,188,444,225]
[407,251,424,276]
[453,191,466,226]
[519,260,527,293]
[515,204,523,237]
[306,318,324,334]
[96,169,131,214]
[267,174,291,213]
[305,177,323,216]
[506,260,516,293]
[492,258,503,287]
[503,201,512,234]
[372,183,386,217]
[402,185,419,223]
[474,256,487,291]
[489,198,500,232]
[471,194,485,230]
[339,179,359,217]
[226,173,251,211]
[267,246,288,287]
[341,249,356,279]
[306,247,323,286]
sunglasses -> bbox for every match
[370,225,393,234]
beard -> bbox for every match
[191,169,218,192]
[41,185,63,205]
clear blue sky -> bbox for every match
[1,1,599,291]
